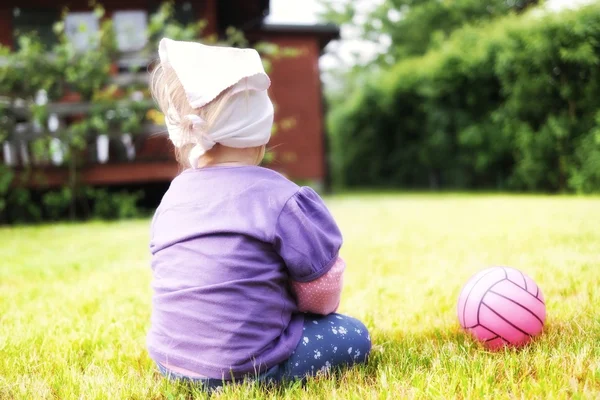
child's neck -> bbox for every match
[197,145,264,168]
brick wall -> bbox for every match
[266,36,326,183]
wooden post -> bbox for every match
[68,145,77,220]
[201,0,218,37]
[0,5,13,48]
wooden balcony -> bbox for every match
[15,159,180,188]
[1,97,180,188]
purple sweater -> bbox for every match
[147,166,342,379]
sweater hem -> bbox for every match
[148,320,305,380]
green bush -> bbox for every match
[42,187,73,221]
[90,189,144,220]
[329,4,600,193]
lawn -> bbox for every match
[1,194,599,399]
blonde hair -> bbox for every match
[150,61,232,168]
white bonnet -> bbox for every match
[158,38,274,167]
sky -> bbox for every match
[266,0,596,69]
[266,0,381,69]
[265,0,324,24]
[266,0,595,24]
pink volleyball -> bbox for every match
[457,266,546,350]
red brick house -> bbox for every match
[0,0,339,190]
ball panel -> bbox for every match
[484,291,544,336]
[469,324,497,342]
[503,267,526,289]
[490,279,546,326]
[459,268,506,328]
[457,267,500,327]
[479,303,530,346]
[485,337,508,350]
[536,285,545,303]
[523,273,540,297]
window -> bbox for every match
[150,1,196,26]
[12,7,59,50]
[113,11,148,52]
[64,12,100,52]
[174,2,196,26]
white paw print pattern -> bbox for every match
[292,314,370,375]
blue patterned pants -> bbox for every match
[158,313,371,389]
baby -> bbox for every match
[147,38,371,389]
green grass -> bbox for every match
[1,194,600,399]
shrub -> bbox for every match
[329,4,600,193]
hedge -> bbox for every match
[328,4,600,192]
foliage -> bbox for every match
[0,185,146,223]
[41,187,73,221]
[328,4,600,193]
[4,187,43,223]
[0,166,13,213]
[319,0,540,125]
[90,188,144,220]
[320,0,540,64]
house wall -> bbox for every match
[265,36,326,183]
[0,6,13,48]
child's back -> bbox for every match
[149,166,341,378]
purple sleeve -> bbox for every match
[274,187,343,282]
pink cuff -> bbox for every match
[291,257,345,315]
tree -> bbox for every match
[319,0,541,65]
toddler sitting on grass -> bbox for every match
[147,38,371,390]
